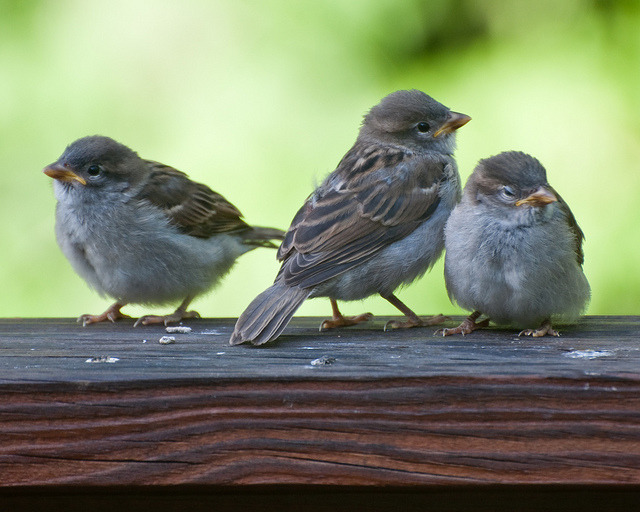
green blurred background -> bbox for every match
[2,0,639,320]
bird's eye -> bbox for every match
[416,122,430,133]
[501,186,516,198]
[87,165,101,177]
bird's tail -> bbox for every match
[230,280,310,345]
[239,226,286,249]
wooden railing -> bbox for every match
[1,316,638,510]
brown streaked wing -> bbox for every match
[277,145,445,288]
[549,185,585,265]
[135,160,249,238]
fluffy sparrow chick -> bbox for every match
[230,89,471,345]
[442,151,590,337]
[44,136,284,326]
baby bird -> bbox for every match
[44,135,284,326]
[442,151,590,337]
[231,89,471,345]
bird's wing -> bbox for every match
[550,186,585,265]
[134,160,249,237]
[277,144,448,288]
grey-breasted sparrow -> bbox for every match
[44,135,284,326]
[441,151,590,337]
[230,89,470,345]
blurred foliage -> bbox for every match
[1,0,638,319]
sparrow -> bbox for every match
[43,135,285,327]
[441,151,590,337]
[230,89,471,345]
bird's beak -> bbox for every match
[515,187,558,207]
[433,111,472,138]
[43,164,87,185]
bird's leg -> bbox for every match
[382,293,448,330]
[319,299,373,330]
[134,296,201,327]
[78,302,131,327]
[439,311,489,336]
[519,318,559,337]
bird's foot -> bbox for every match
[320,312,373,331]
[134,310,201,327]
[518,319,559,337]
[384,314,449,331]
[78,303,130,327]
[438,312,489,336]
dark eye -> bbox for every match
[416,122,430,133]
[87,165,101,177]
[501,186,516,198]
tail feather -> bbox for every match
[240,226,286,249]
[230,280,310,345]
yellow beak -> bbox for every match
[433,111,472,138]
[43,164,87,185]
[515,187,557,207]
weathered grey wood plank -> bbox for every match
[0,316,638,383]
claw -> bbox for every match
[318,299,373,331]
[519,319,559,337]
[438,311,489,336]
[384,314,448,331]
[134,310,200,327]
[77,303,130,326]
[320,312,373,331]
